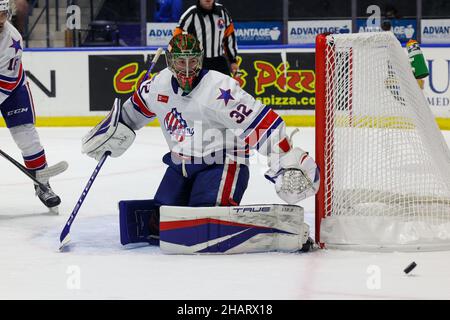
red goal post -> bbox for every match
[315,33,328,247]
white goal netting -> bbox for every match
[316,32,450,251]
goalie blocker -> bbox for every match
[119,200,312,254]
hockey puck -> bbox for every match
[404,262,417,274]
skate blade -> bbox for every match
[48,206,59,215]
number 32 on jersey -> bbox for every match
[230,104,253,124]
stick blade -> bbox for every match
[36,161,69,180]
[59,235,71,252]
[59,223,71,243]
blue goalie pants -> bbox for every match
[154,152,250,207]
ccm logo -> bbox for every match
[232,207,271,213]
[7,107,28,116]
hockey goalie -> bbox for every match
[82,33,319,254]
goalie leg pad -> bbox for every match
[159,204,310,254]
[119,199,160,246]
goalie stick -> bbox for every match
[0,148,68,192]
[59,48,164,251]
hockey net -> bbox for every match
[315,32,450,251]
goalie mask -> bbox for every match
[166,33,204,93]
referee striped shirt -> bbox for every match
[174,3,238,63]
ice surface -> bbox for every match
[1,127,450,299]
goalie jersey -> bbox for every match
[0,21,26,106]
[121,68,289,162]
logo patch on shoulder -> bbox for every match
[158,94,169,103]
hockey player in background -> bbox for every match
[82,33,319,253]
[0,0,61,209]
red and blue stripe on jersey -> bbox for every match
[0,63,25,96]
[239,106,284,150]
[130,86,156,119]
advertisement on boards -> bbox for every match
[18,47,450,119]
[422,47,450,117]
[421,19,450,44]
[234,22,283,45]
[288,20,351,44]
[356,18,417,42]
[88,52,316,111]
[146,22,177,46]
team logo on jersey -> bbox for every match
[217,18,225,30]
[164,108,194,142]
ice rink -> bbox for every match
[1,126,450,300]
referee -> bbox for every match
[173,0,238,76]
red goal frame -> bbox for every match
[315,33,328,247]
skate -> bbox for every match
[300,237,315,253]
[34,182,61,213]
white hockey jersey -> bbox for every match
[121,68,290,162]
[0,21,26,105]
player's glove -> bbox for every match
[265,132,320,204]
[82,98,136,161]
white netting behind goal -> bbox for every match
[317,32,450,250]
